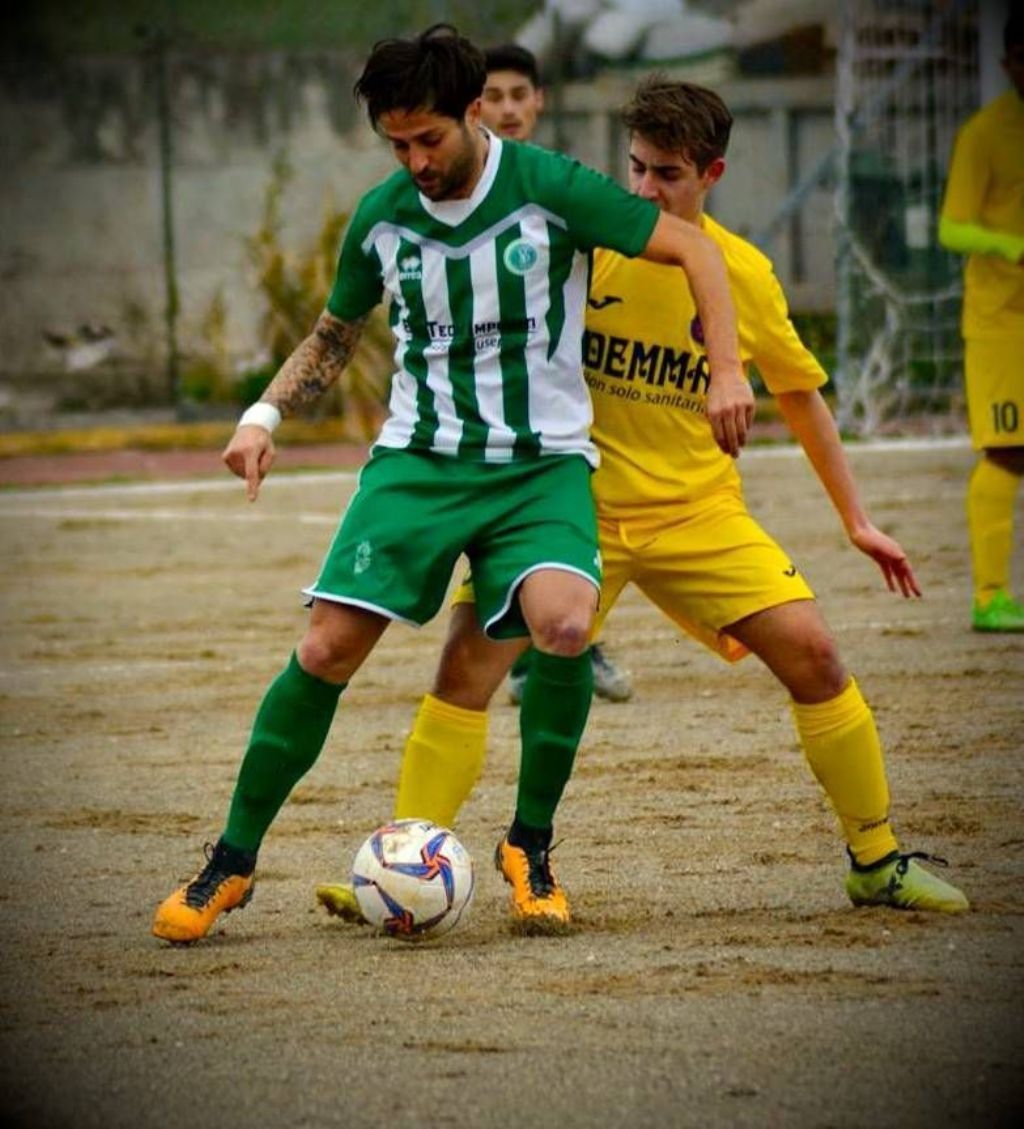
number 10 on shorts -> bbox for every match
[991,400,1019,434]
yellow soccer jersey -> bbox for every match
[940,90,1024,339]
[585,214,826,514]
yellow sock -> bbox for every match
[791,679,898,866]
[967,456,1020,604]
[394,694,488,828]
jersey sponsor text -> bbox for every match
[583,329,710,395]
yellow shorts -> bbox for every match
[965,336,1024,450]
[453,486,814,663]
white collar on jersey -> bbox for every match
[417,126,503,227]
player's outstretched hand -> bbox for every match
[707,372,755,457]
[223,424,276,502]
[851,523,922,598]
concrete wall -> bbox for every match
[0,51,835,412]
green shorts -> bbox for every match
[303,449,600,638]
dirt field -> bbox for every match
[0,437,1021,1129]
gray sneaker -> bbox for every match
[590,643,632,702]
[508,665,528,705]
[508,643,634,705]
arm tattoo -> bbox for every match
[259,311,368,417]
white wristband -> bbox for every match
[238,402,282,434]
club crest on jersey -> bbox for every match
[689,315,704,345]
[502,238,539,275]
[398,254,422,281]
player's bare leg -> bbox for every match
[155,602,389,943]
[726,598,845,704]
[727,599,968,913]
[433,602,527,709]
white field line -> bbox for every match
[0,658,219,682]
[0,435,972,523]
[0,434,971,506]
[0,468,359,503]
[743,434,970,459]
[0,506,339,524]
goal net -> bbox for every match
[834,0,980,435]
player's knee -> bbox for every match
[530,617,591,657]
[808,631,844,676]
[815,659,849,701]
[788,636,847,701]
[296,633,357,684]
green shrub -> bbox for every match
[185,153,394,435]
[244,153,393,436]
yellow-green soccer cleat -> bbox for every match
[972,590,1024,633]
[315,883,367,923]
[152,840,256,943]
[845,850,969,914]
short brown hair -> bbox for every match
[621,75,733,172]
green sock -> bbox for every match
[510,648,533,678]
[515,649,593,830]
[224,652,345,853]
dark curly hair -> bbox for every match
[354,23,486,128]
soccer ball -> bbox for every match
[351,819,474,941]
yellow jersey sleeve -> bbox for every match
[584,216,826,516]
[716,221,828,395]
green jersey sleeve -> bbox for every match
[549,154,659,257]
[326,204,384,321]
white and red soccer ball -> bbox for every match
[352,819,474,941]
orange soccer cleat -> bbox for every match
[152,840,256,943]
[494,830,570,934]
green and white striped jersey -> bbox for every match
[327,132,658,465]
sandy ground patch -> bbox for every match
[0,438,1021,1128]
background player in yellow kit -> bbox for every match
[939,12,1024,633]
[319,76,968,928]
